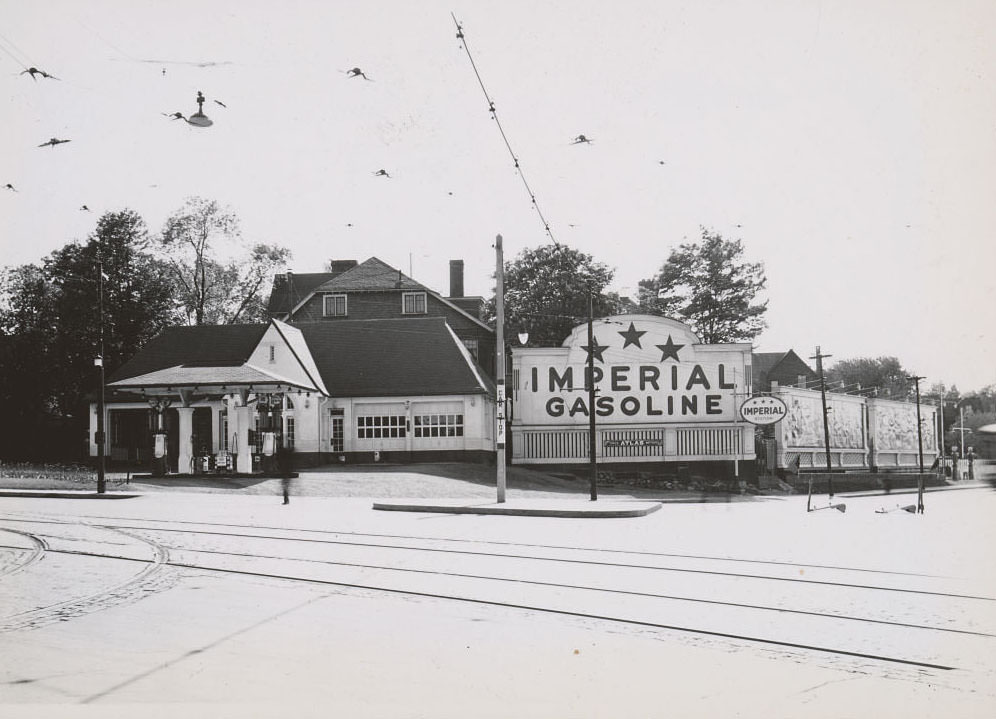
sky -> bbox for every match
[2,0,994,392]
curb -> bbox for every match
[372,501,662,518]
[0,490,140,499]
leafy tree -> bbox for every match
[488,244,619,346]
[0,210,178,458]
[637,228,767,343]
[825,356,912,400]
[157,196,291,324]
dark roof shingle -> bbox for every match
[297,317,491,397]
[108,325,268,383]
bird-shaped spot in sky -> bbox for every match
[80,205,91,212]
[39,138,71,148]
[373,169,391,178]
[4,183,17,192]
[571,135,593,145]
[21,67,58,80]
[658,160,666,165]
[162,68,166,76]
[347,67,372,81]
[213,100,227,108]
[162,112,187,121]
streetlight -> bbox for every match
[187,91,213,127]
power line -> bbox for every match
[451,14,559,245]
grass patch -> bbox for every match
[0,462,128,490]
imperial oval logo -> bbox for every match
[739,395,788,425]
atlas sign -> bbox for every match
[739,395,788,425]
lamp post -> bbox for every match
[95,254,106,494]
[187,90,213,127]
[908,375,925,513]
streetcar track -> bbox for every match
[95,523,996,602]
[0,513,947,578]
[161,558,959,672]
[151,542,996,638]
[14,539,995,642]
[0,529,47,577]
[3,515,990,601]
[0,518,977,672]
[0,527,176,633]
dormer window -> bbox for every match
[323,294,347,317]
[402,291,427,315]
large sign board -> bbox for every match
[513,316,750,426]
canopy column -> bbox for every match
[176,406,195,475]
[234,404,253,474]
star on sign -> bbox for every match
[581,336,609,363]
[656,335,684,362]
[617,322,646,349]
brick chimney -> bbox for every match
[449,260,464,298]
[328,260,358,276]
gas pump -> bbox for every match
[148,397,172,476]
[258,394,282,473]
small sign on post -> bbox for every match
[739,395,788,426]
[496,383,506,447]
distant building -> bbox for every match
[751,350,818,393]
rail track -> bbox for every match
[2,512,993,674]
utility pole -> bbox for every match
[811,346,833,497]
[494,234,506,503]
[936,383,945,479]
[95,252,106,494]
[909,374,925,513]
[587,290,597,501]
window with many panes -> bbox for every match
[414,414,464,438]
[330,416,344,452]
[402,291,426,314]
[323,294,347,317]
[357,415,407,439]
[285,416,295,449]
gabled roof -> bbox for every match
[107,318,492,400]
[751,352,788,384]
[288,256,495,334]
[266,272,340,316]
[296,317,493,398]
[313,257,423,292]
[108,324,268,384]
[752,349,817,392]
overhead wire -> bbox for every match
[451,14,559,246]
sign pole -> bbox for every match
[495,234,506,503]
[587,291,597,501]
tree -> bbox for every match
[156,196,291,324]
[825,356,912,399]
[637,228,767,343]
[0,210,179,458]
[488,244,619,347]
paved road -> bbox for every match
[1,488,994,717]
